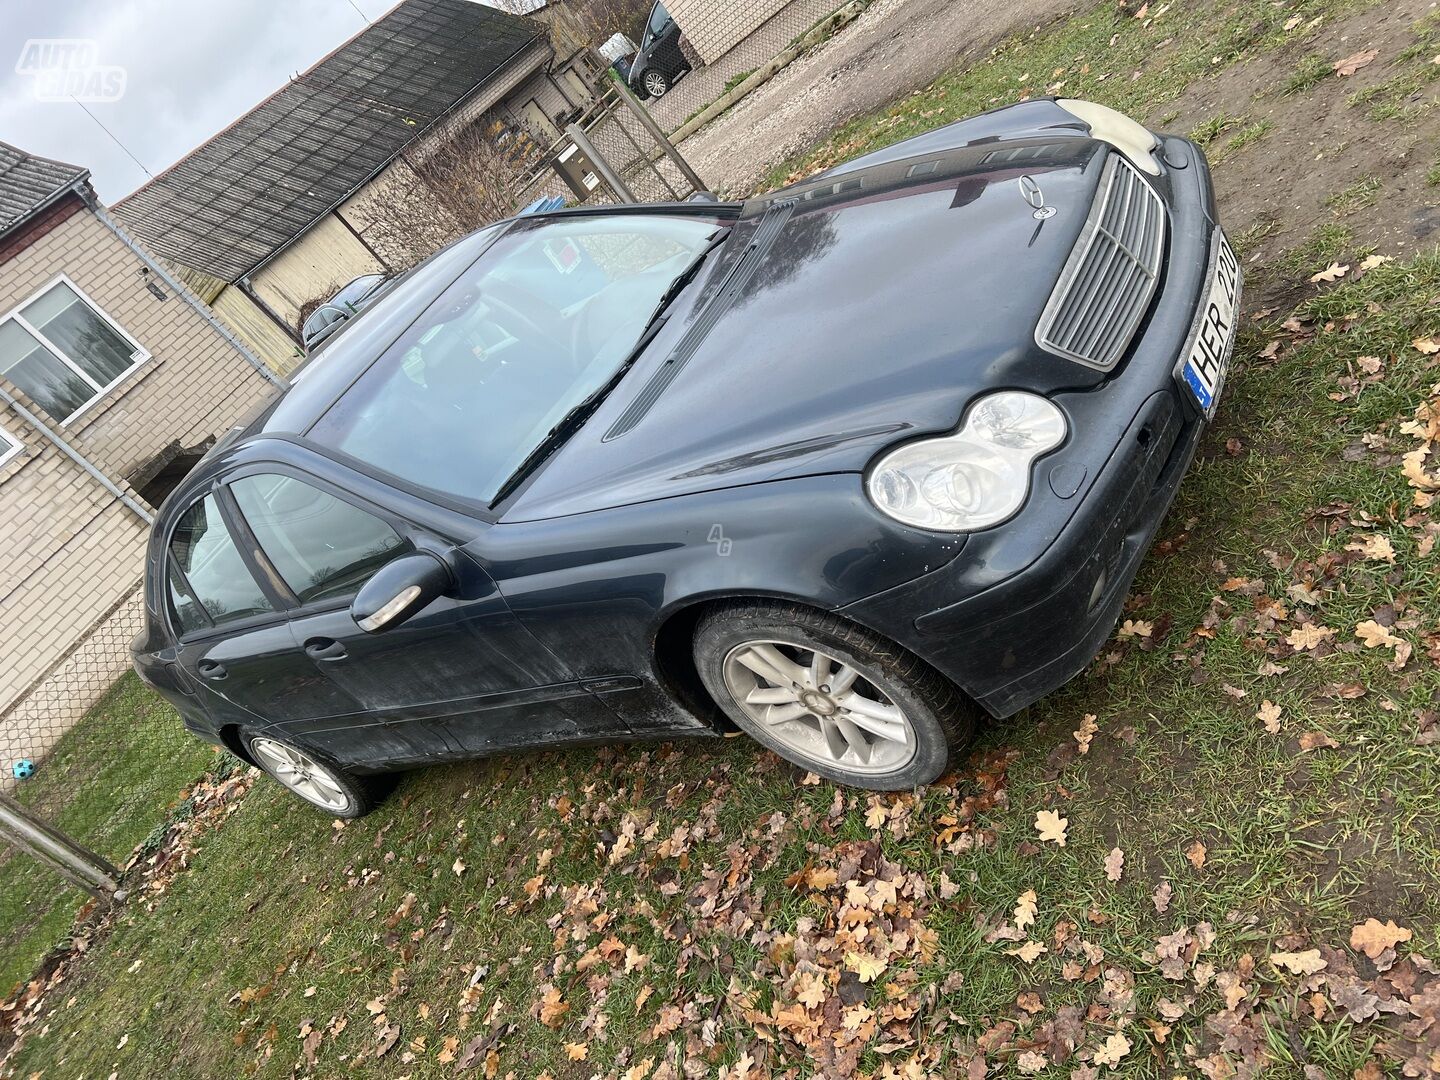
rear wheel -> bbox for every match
[693,601,974,790]
[642,69,671,98]
[243,730,374,818]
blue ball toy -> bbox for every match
[11,760,34,781]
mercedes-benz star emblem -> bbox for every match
[1018,175,1057,220]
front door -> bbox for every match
[224,469,631,767]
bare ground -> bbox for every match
[676,0,1078,196]
[1147,0,1440,302]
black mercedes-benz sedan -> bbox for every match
[133,99,1239,816]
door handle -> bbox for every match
[196,659,227,681]
[304,638,349,662]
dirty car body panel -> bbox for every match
[133,99,1237,778]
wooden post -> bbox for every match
[0,793,123,900]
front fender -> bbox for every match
[469,474,963,683]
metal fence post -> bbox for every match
[0,794,123,900]
[565,124,638,204]
[612,80,708,195]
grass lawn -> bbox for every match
[0,674,214,994]
[8,0,1440,1076]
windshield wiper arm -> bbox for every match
[489,229,734,508]
[640,226,734,335]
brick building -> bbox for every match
[0,141,281,764]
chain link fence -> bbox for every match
[0,584,214,991]
[514,83,704,209]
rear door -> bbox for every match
[222,467,632,767]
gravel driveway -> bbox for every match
[675,0,1074,196]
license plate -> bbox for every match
[1181,231,1240,417]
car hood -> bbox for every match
[505,130,1113,522]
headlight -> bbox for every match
[1056,99,1162,176]
[866,392,1066,531]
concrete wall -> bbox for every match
[0,197,278,718]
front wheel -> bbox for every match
[243,730,374,818]
[641,69,671,98]
[693,602,974,790]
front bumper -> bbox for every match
[843,137,1232,717]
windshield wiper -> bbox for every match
[639,225,733,335]
[489,228,734,508]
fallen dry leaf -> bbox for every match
[1118,619,1153,639]
[1351,918,1412,959]
[1299,731,1340,751]
[1074,713,1099,753]
[1355,620,1401,648]
[1104,847,1125,883]
[1333,48,1378,76]
[1347,534,1396,563]
[1256,700,1283,733]
[1186,840,1207,870]
[1413,337,1440,355]
[1359,254,1393,271]
[1152,881,1173,913]
[1093,1031,1132,1068]
[1270,949,1327,975]
[1287,624,1336,651]
[539,987,570,1028]
[1309,262,1349,283]
[1006,940,1048,964]
[1035,809,1068,846]
[844,950,888,983]
[564,1042,589,1061]
[1015,889,1038,932]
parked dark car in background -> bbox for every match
[628,0,691,99]
[133,99,1239,816]
[301,273,391,353]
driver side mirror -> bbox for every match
[351,552,454,634]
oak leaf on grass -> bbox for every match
[1035,809,1068,846]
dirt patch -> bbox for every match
[1150,0,1440,302]
[676,0,1079,196]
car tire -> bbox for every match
[641,69,670,98]
[692,601,975,790]
[242,729,375,819]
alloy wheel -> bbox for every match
[251,737,353,813]
[721,640,917,775]
[643,71,668,97]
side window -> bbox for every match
[648,2,670,37]
[168,495,276,635]
[230,474,409,605]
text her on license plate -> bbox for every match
[1182,233,1239,415]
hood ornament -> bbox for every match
[1018,175,1057,220]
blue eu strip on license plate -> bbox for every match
[1182,232,1240,416]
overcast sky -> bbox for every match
[0,0,407,203]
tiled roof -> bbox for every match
[0,141,89,236]
[113,0,541,283]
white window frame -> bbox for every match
[0,424,22,469]
[0,273,151,427]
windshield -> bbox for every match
[333,274,386,308]
[308,214,722,505]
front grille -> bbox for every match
[1035,154,1166,370]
